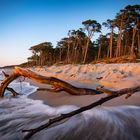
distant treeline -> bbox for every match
[26,5,140,66]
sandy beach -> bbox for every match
[0,64,140,140]
[29,83,140,107]
[28,64,140,107]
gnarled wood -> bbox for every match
[0,67,102,97]
[0,70,20,96]
[0,73,20,97]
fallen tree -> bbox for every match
[0,67,103,97]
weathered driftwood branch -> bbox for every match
[22,85,139,140]
[0,67,102,97]
[96,85,140,98]
[6,87,20,96]
[37,87,64,92]
[0,71,20,96]
[0,72,20,97]
[2,71,10,78]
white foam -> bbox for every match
[0,95,140,140]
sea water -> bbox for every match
[0,70,140,140]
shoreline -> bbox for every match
[29,90,140,107]
[2,63,140,107]
[28,80,140,107]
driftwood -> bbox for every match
[22,85,140,139]
[0,67,140,139]
[0,71,20,96]
[0,67,102,97]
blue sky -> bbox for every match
[0,0,139,66]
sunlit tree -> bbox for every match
[82,19,101,63]
[29,42,53,65]
[103,19,115,58]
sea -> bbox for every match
[0,69,140,140]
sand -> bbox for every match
[27,63,140,107]
[29,88,140,107]
[0,64,140,140]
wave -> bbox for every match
[0,96,139,140]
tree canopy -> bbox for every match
[26,4,140,66]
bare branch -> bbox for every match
[6,87,19,96]
[0,71,21,96]
[97,85,140,95]
[2,71,10,78]
[0,73,20,97]
[22,85,139,140]
[37,87,64,92]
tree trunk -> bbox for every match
[138,31,140,56]
[116,18,123,57]
[71,41,76,63]
[59,48,62,62]
[67,44,70,63]
[83,37,90,63]
[130,28,136,59]
[74,41,79,63]
[109,28,113,58]
[97,45,101,60]
[0,67,102,97]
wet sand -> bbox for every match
[28,80,140,107]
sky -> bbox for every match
[0,0,139,67]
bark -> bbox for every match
[138,31,140,56]
[22,85,139,140]
[0,67,102,97]
[97,45,101,60]
[74,41,78,63]
[66,43,70,63]
[0,73,20,97]
[109,28,113,58]
[0,70,20,96]
[130,27,136,58]
[83,37,90,63]
[116,18,123,57]
[59,47,62,61]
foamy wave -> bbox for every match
[37,106,140,140]
[0,96,139,140]
[0,97,78,140]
